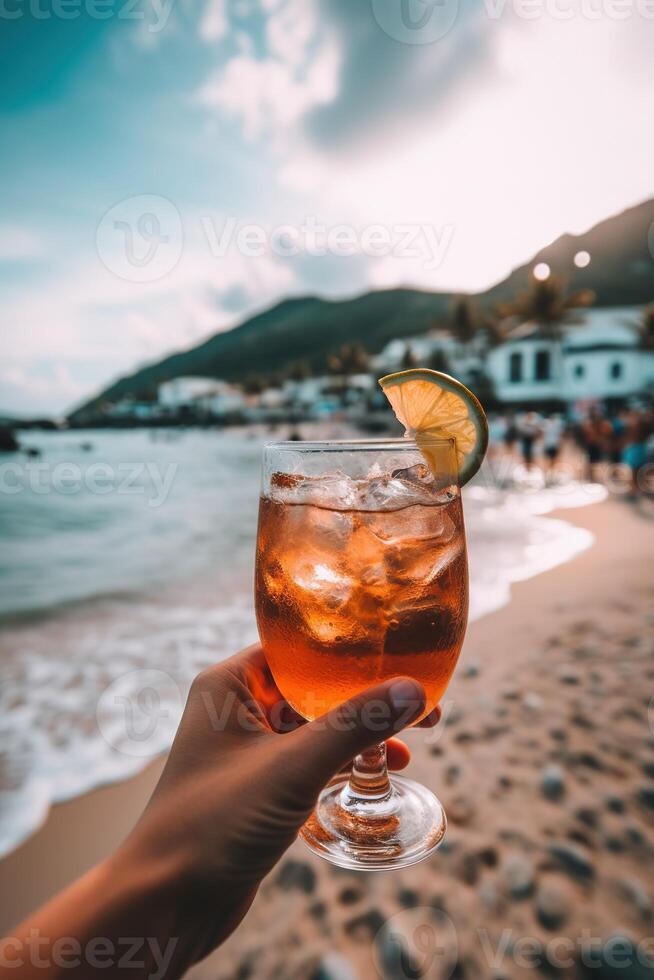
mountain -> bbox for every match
[483,198,654,308]
[70,290,455,417]
[70,198,654,419]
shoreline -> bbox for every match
[2,494,652,945]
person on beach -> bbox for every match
[580,406,611,482]
[2,644,440,979]
[607,411,626,477]
[621,408,653,498]
[503,410,519,456]
[517,411,542,471]
[541,413,564,475]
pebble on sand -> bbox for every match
[344,909,386,941]
[397,888,421,909]
[636,785,654,811]
[447,793,476,826]
[276,860,316,894]
[616,878,652,922]
[311,953,358,980]
[547,842,595,882]
[605,794,626,814]
[557,666,581,685]
[540,764,566,802]
[338,886,364,906]
[501,854,535,899]
[523,692,544,713]
[535,880,571,930]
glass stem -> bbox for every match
[347,742,392,801]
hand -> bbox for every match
[119,643,440,968]
[6,644,440,978]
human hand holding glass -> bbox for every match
[255,438,469,869]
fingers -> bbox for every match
[418,704,442,729]
[191,645,290,735]
[283,677,426,797]
[386,737,411,771]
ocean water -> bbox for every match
[0,429,606,857]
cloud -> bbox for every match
[196,0,497,157]
[196,0,340,141]
[0,225,44,262]
[302,0,494,153]
[0,210,300,414]
[200,0,229,42]
[0,362,88,417]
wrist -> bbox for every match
[110,820,259,962]
[97,843,202,972]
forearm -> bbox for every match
[2,847,200,980]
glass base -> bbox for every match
[300,773,447,871]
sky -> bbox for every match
[1,0,652,416]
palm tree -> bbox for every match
[326,344,369,405]
[326,343,369,376]
[401,345,419,370]
[243,374,267,395]
[478,311,506,349]
[428,349,451,374]
[499,273,595,385]
[499,274,594,339]
[287,359,312,382]
[451,297,477,348]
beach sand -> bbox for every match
[1,496,653,978]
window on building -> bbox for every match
[509,351,523,383]
[573,363,585,379]
[609,361,623,380]
[534,349,551,381]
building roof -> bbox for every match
[503,306,644,350]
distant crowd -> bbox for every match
[488,405,654,497]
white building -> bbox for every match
[283,374,374,410]
[196,383,246,417]
[158,377,245,417]
[372,331,485,378]
[158,377,219,409]
[487,307,654,407]
[107,398,160,420]
[258,387,288,409]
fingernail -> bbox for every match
[389,679,424,719]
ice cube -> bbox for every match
[385,533,462,586]
[366,502,455,545]
[391,463,432,485]
[285,552,353,609]
[305,506,354,551]
[383,598,462,656]
[300,605,378,652]
[307,472,358,510]
[359,476,414,510]
[261,557,286,600]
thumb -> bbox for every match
[284,677,426,797]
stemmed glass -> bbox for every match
[255,438,468,869]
